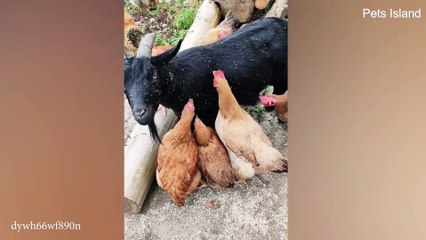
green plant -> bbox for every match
[155,3,197,45]
[155,32,169,45]
[173,9,196,29]
[150,9,158,18]
[245,104,267,120]
[126,0,201,46]
[170,29,187,45]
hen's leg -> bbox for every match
[256,174,270,185]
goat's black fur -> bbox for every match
[125,17,287,142]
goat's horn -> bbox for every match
[136,33,156,59]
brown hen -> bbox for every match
[194,117,236,187]
[274,91,288,123]
[156,99,201,207]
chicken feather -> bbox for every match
[156,99,200,207]
[275,91,288,123]
[213,70,287,181]
[194,117,236,187]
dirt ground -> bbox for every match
[124,100,288,240]
[124,0,288,237]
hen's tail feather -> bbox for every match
[273,159,288,173]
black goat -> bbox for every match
[124,17,287,141]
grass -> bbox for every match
[124,0,201,46]
[156,3,198,45]
[149,9,158,18]
[244,104,267,121]
[169,30,185,45]
[173,8,197,29]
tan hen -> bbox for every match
[213,70,287,182]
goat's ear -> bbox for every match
[151,39,183,67]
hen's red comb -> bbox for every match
[212,70,225,78]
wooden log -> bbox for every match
[124,0,221,214]
[265,0,288,19]
[124,107,177,213]
[180,0,221,50]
